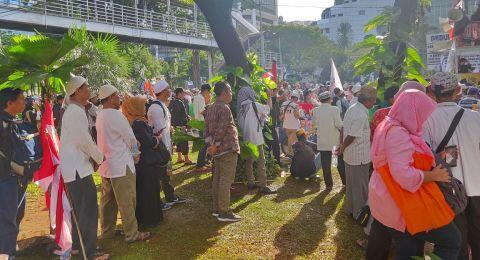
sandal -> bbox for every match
[129,231,151,243]
[94,253,110,260]
[184,161,195,165]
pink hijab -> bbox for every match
[371,89,437,168]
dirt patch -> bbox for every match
[18,193,50,240]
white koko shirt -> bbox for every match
[312,103,343,151]
[424,102,480,196]
[96,109,137,179]
[147,101,172,152]
[60,102,104,183]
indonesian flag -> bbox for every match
[33,101,72,253]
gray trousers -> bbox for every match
[345,163,370,218]
[66,174,98,260]
[245,145,267,188]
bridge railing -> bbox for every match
[0,0,213,39]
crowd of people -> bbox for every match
[1,70,480,260]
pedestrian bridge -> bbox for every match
[0,0,218,50]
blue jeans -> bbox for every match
[388,222,461,260]
[0,175,19,257]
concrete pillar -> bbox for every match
[207,50,213,79]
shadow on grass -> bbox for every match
[333,192,365,260]
[273,176,321,203]
[273,189,344,259]
[94,169,228,259]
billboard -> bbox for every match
[426,33,451,71]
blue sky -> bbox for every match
[278,0,335,22]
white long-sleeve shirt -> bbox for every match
[312,103,342,151]
[423,102,480,196]
[60,103,103,183]
[147,101,172,152]
[193,94,206,121]
[96,109,136,179]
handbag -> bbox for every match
[355,205,371,227]
[434,108,468,215]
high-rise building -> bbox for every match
[315,0,394,44]
[239,0,279,29]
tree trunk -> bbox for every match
[194,0,251,75]
[192,50,201,88]
[391,0,418,82]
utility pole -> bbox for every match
[259,0,266,67]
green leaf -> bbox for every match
[208,74,225,85]
[187,119,205,132]
[52,33,80,62]
[0,71,49,90]
[51,56,90,81]
[405,47,426,69]
[191,139,206,153]
[240,142,259,160]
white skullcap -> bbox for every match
[352,83,362,94]
[98,85,119,100]
[153,80,169,94]
[66,76,87,96]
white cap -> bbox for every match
[291,92,301,99]
[153,80,169,94]
[98,85,119,100]
[66,76,87,96]
[352,83,362,94]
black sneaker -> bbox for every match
[161,204,172,211]
[258,187,277,195]
[217,212,242,222]
[168,197,187,205]
[212,212,220,217]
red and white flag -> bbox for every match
[33,101,72,253]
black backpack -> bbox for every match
[434,109,468,215]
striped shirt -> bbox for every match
[343,102,371,165]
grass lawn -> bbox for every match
[20,152,365,259]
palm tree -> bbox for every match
[0,33,88,98]
[337,22,353,49]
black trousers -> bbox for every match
[157,165,176,203]
[66,174,98,260]
[319,151,334,188]
[388,222,461,260]
[196,131,208,168]
[337,154,346,185]
[319,151,346,187]
[455,196,480,260]
[367,219,425,260]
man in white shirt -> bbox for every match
[237,87,276,194]
[280,93,301,156]
[423,72,480,260]
[60,76,108,260]
[193,84,212,170]
[312,91,344,190]
[147,80,186,206]
[338,86,376,218]
[96,85,150,243]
